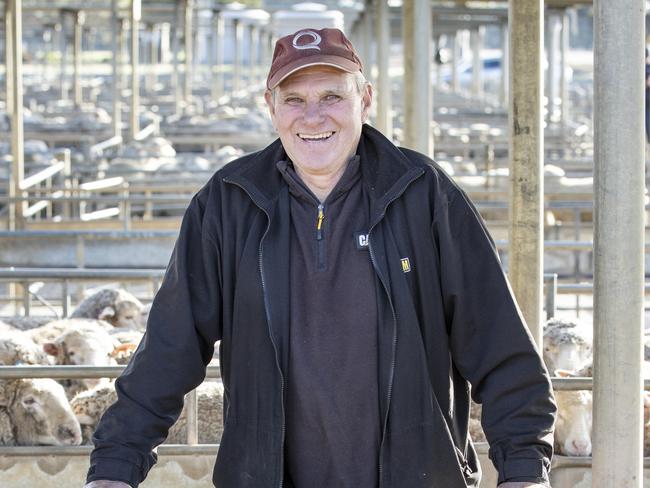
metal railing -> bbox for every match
[0,267,166,317]
[1,266,648,317]
[0,364,221,447]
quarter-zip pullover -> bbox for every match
[278,157,381,488]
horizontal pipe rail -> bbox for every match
[0,230,178,238]
[0,195,191,204]
[0,267,166,280]
[3,366,646,391]
[0,444,219,456]
[0,365,221,379]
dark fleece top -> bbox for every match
[277,156,381,488]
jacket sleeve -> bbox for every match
[87,192,223,488]
[432,179,556,486]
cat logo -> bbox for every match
[355,232,369,250]
[401,257,411,273]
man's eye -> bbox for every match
[285,97,303,104]
[324,94,341,102]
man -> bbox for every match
[85,28,555,488]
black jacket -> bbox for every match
[88,125,556,488]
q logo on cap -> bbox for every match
[292,30,322,51]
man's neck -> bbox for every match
[294,163,348,203]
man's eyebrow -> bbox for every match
[279,88,348,98]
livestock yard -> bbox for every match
[0,0,648,487]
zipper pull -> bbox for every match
[316,204,324,240]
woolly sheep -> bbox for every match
[0,315,55,331]
[0,330,50,365]
[0,378,82,446]
[468,400,486,443]
[553,364,650,457]
[27,317,113,344]
[553,370,593,457]
[71,381,224,444]
[71,288,145,329]
[543,318,593,373]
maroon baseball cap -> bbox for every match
[266,28,363,89]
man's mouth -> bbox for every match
[297,131,335,141]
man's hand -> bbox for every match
[497,483,547,488]
[83,481,131,488]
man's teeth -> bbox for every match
[298,132,334,140]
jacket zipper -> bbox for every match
[223,178,286,488]
[369,238,398,488]
[368,169,425,488]
[316,203,325,270]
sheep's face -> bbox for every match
[543,340,592,373]
[43,330,117,390]
[13,379,82,446]
[101,301,143,329]
[554,389,592,456]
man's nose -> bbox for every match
[302,102,323,123]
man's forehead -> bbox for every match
[277,66,355,91]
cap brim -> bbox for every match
[267,55,361,89]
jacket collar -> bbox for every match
[224,124,425,219]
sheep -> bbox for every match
[0,378,82,446]
[41,323,118,368]
[71,380,224,444]
[553,370,593,457]
[27,317,113,345]
[70,288,145,330]
[468,400,486,443]
[106,329,144,365]
[0,330,51,366]
[553,364,650,457]
[0,315,55,331]
[28,319,127,396]
[543,317,593,373]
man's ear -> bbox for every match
[361,83,373,123]
[264,89,276,118]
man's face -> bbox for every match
[265,66,372,178]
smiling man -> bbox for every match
[85,28,555,488]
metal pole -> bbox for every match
[507,0,544,346]
[559,10,569,128]
[185,390,198,444]
[5,1,14,118]
[184,0,193,106]
[233,18,242,93]
[130,0,140,140]
[8,0,24,230]
[73,11,83,107]
[111,0,121,138]
[402,0,432,155]
[212,10,224,99]
[246,23,255,87]
[547,12,560,123]
[119,17,128,92]
[452,30,460,93]
[375,0,392,137]
[361,11,372,86]
[171,4,181,115]
[499,22,509,108]
[147,24,157,94]
[470,27,483,100]
[59,10,67,100]
[592,1,645,486]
